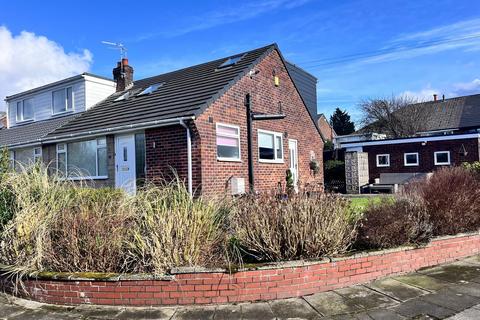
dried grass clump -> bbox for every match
[230,193,357,262]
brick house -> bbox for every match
[342,94,480,193]
[1,44,324,195]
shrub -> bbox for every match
[406,167,480,236]
[356,197,432,249]
[462,161,480,174]
[127,180,228,274]
[230,193,356,262]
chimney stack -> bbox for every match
[113,58,134,92]
[442,94,445,101]
[433,94,438,102]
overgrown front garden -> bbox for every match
[0,155,479,279]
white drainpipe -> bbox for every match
[180,120,193,196]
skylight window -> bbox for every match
[138,83,163,96]
[114,92,131,102]
[218,54,244,69]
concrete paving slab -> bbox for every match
[365,309,406,319]
[303,291,364,316]
[70,305,124,319]
[172,306,215,320]
[213,304,241,320]
[0,304,25,318]
[446,305,480,319]
[419,262,480,284]
[366,278,429,301]
[448,282,480,298]
[8,309,79,319]
[116,307,177,320]
[240,302,275,320]
[393,299,456,319]
[420,288,480,312]
[334,285,399,309]
[269,298,321,320]
[394,273,450,292]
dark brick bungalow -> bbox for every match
[1,44,324,196]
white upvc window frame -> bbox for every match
[434,151,451,166]
[258,129,284,164]
[404,152,419,166]
[33,147,42,162]
[16,98,34,122]
[376,154,390,167]
[56,137,108,180]
[216,123,241,162]
[52,87,74,115]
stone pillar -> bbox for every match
[345,151,369,194]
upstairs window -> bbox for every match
[404,153,419,166]
[434,151,450,166]
[52,87,73,114]
[137,83,163,96]
[376,154,390,167]
[216,123,241,161]
[258,130,283,163]
[16,98,34,122]
[218,54,244,69]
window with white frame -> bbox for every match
[52,87,73,114]
[16,98,34,122]
[258,130,283,162]
[56,138,107,178]
[434,151,450,165]
[376,154,390,167]
[404,152,419,166]
[34,147,42,162]
[216,123,241,161]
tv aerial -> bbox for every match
[101,41,128,60]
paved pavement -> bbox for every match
[1,255,480,319]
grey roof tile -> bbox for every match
[0,114,80,147]
[47,44,277,138]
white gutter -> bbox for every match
[343,132,480,149]
[179,120,193,196]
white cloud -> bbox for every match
[0,26,92,111]
[401,87,440,102]
[451,79,480,96]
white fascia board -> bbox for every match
[342,133,480,148]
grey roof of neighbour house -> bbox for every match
[360,94,480,134]
[0,114,79,147]
[46,44,278,139]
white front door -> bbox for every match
[115,134,136,194]
[288,139,298,188]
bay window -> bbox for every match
[216,123,241,161]
[258,130,283,163]
[57,138,107,178]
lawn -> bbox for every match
[349,196,385,212]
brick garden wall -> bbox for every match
[364,138,480,182]
[4,232,479,307]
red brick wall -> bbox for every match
[195,49,324,195]
[317,116,335,141]
[365,138,480,181]
[145,124,202,192]
[4,233,479,307]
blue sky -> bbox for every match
[1,0,480,124]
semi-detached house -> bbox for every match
[1,44,324,196]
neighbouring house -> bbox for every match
[1,44,324,196]
[316,114,335,142]
[342,94,480,193]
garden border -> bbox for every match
[1,232,479,306]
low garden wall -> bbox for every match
[2,232,479,307]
